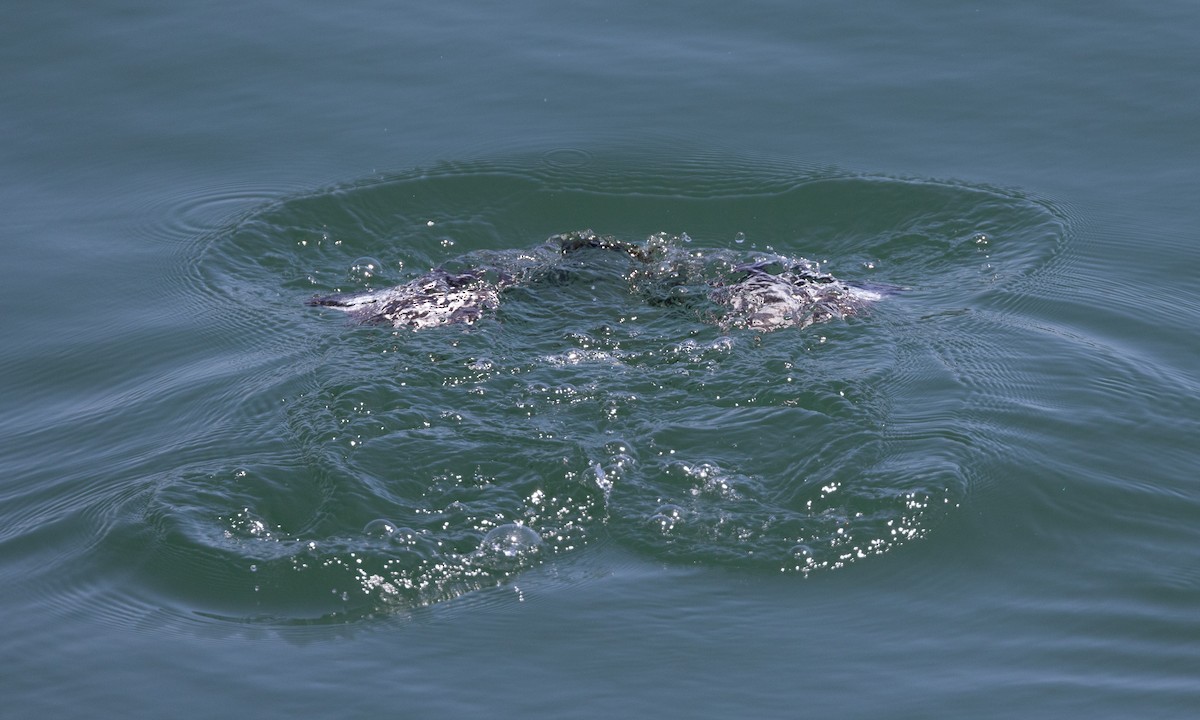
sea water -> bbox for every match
[2,1,1199,717]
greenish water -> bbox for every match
[3,1,1200,718]
[137,159,1066,620]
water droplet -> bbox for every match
[734,231,746,244]
[593,463,613,493]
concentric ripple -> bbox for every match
[97,153,1070,623]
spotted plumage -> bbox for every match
[309,230,885,332]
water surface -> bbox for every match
[3,1,1199,717]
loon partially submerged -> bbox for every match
[308,230,883,332]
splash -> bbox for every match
[111,155,1070,623]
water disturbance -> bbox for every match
[97,155,1069,623]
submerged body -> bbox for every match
[308,230,883,332]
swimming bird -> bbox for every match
[308,230,881,331]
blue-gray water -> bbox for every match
[3,1,1199,717]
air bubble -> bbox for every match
[348,256,382,281]
[362,518,399,538]
[478,523,542,559]
[655,504,685,520]
[392,527,421,546]
[649,504,685,533]
[790,544,814,559]
[467,357,495,372]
